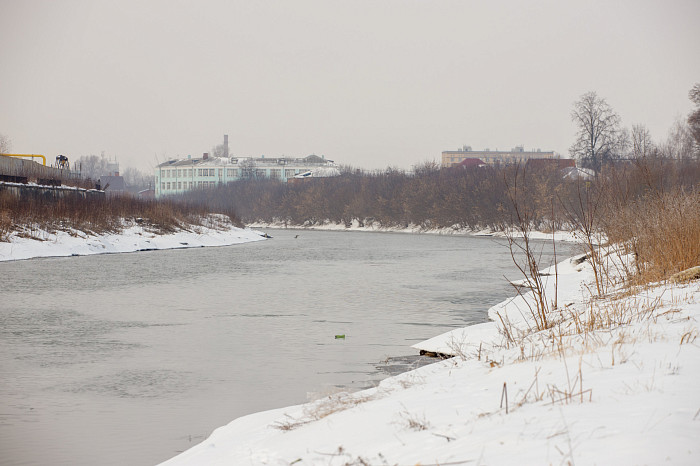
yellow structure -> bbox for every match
[0,154,47,165]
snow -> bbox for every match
[248,220,581,243]
[160,251,700,465]
[0,215,267,262]
[3,220,697,464]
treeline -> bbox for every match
[0,188,240,241]
[182,157,699,232]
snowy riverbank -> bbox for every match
[161,250,700,465]
[0,215,267,262]
[248,220,581,243]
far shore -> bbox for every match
[0,217,267,262]
[247,219,582,242]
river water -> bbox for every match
[0,229,574,465]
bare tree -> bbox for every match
[122,167,151,190]
[631,124,654,158]
[74,154,110,179]
[239,158,256,180]
[569,91,622,171]
[0,132,11,154]
[616,127,631,160]
[660,117,695,160]
[211,143,227,158]
[688,83,700,157]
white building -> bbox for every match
[154,154,338,198]
[441,145,559,168]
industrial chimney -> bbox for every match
[224,134,229,158]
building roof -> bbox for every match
[562,167,595,180]
[156,154,335,169]
[99,175,126,191]
[458,158,485,168]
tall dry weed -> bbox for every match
[606,190,700,282]
[0,188,240,237]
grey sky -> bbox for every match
[1,0,698,173]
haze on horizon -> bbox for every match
[1,0,698,173]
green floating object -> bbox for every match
[335,334,346,339]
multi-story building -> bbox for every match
[441,145,559,168]
[154,154,337,198]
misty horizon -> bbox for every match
[1,0,699,173]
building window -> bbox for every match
[166,182,171,189]
[161,182,165,190]
[177,182,182,190]
[189,182,193,189]
[285,169,295,178]
[269,169,281,179]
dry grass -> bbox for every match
[272,390,375,431]
[397,409,430,431]
[606,190,700,283]
[0,189,242,240]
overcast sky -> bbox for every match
[1,0,698,173]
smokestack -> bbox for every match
[203,152,209,160]
[224,134,229,158]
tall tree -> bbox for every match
[661,116,695,160]
[74,153,111,179]
[0,132,11,153]
[631,124,654,158]
[122,167,151,190]
[569,91,622,171]
[688,83,700,157]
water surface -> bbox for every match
[0,229,574,465]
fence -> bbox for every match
[0,181,105,201]
[0,155,84,184]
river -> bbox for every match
[0,229,575,465]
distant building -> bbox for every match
[154,154,338,198]
[562,167,595,180]
[442,145,560,168]
[525,158,576,170]
[457,158,486,169]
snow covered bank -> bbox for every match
[248,220,581,243]
[0,215,267,262]
[161,252,700,465]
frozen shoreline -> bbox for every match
[0,215,267,262]
[3,222,696,464]
[160,250,700,465]
[247,219,581,242]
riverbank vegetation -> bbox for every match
[0,190,241,242]
[184,161,582,231]
[185,155,698,231]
